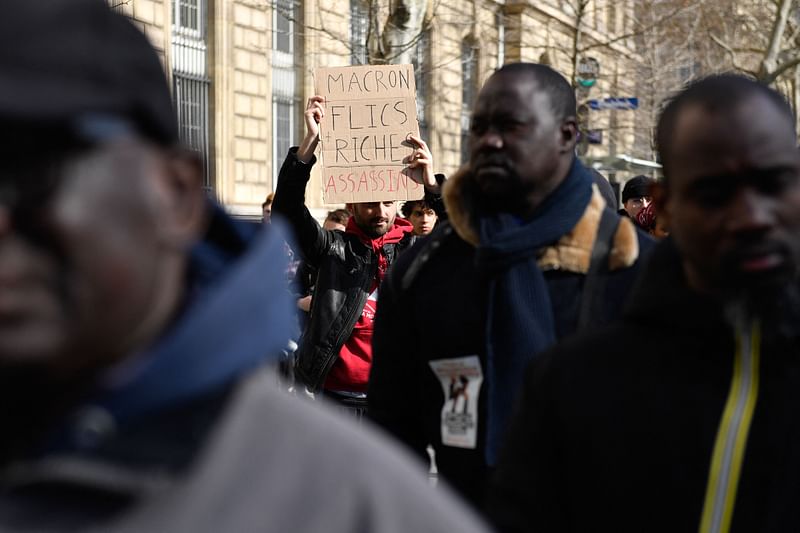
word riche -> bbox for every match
[324,168,421,195]
[330,132,411,164]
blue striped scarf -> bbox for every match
[475,158,593,464]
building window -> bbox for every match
[172,0,212,189]
[174,76,209,160]
[273,0,294,53]
[496,10,505,67]
[350,0,370,64]
[678,61,699,84]
[607,2,617,34]
[273,0,301,191]
[461,40,478,164]
[412,28,431,140]
[273,101,294,177]
[174,0,203,37]
[624,0,634,35]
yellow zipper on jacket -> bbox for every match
[698,320,760,533]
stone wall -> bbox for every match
[117,0,645,215]
[112,0,171,70]
[226,1,271,210]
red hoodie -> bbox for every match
[324,217,413,393]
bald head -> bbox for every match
[657,75,795,178]
[493,63,577,124]
[468,63,579,216]
[653,74,800,298]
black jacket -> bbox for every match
[488,238,800,532]
[273,149,441,392]
[368,163,654,506]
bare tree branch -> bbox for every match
[758,0,794,80]
[763,51,800,83]
[580,1,700,54]
[709,32,758,76]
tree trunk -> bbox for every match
[794,64,800,134]
[371,0,429,65]
[758,0,793,81]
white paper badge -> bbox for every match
[428,355,483,449]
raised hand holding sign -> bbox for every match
[314,64,425,203]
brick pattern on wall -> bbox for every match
[230,2,270,205]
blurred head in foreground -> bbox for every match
[0,0,211,378]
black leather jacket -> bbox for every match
[273,148,427,392]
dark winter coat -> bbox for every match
[488,238,800,533]
[368,162,654,506]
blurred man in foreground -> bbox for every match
[490,75,800,532]
[0,3,488,532]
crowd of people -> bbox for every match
[2,1,800,532]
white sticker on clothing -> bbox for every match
[428,355,483,449]
[362,287,378,320]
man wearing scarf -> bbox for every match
[488,75,800,533]
[368,63,654,505]
[273,96,443,413]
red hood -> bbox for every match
[346,216,413,253]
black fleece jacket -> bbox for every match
[368,167,654,506]
[489,238,800,533]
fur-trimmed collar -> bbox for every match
[443,167,640,273]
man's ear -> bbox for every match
[560,117,579,153]
[156,149,208,249]
[345,203,355,215]
[652,180,670,228]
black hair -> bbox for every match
[656,74,795,177]
[496,63,577,121]
[401,199,434,218]
[325,208,350,225]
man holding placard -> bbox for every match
[272,64,443,413]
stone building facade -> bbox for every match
[116,0,647,217]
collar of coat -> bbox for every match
[443,166,640,274]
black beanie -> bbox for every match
[621,175,656,203]
[0,0,177,146]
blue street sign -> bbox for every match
[588,97,639,110]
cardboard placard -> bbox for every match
[314,64,424,204]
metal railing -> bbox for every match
[172,1,212,190]
[173,73,212,189]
